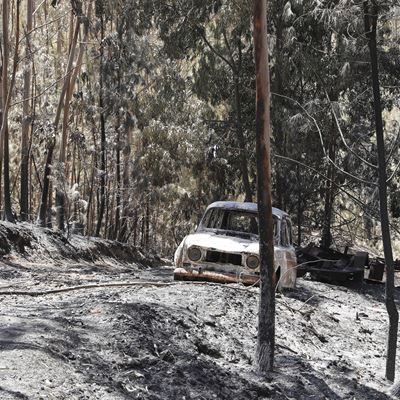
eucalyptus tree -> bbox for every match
[90,0,154,238]
[20,0,34,221]
[266,0,397,246]
[131,57,216,249]
[305,0,400,380]
[55,0,93,231]
[0,0,10,215]
[152,0,255,202]
[37,1,86,227]
[254,0,275,373]
[363,0,399,382]
[1,0,17,223]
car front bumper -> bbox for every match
[173,267,260,286]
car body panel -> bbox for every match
[174,201,297,289]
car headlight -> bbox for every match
[188,246,202,262]
[246,255,260,269]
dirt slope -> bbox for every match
[0,221,162,267]
[0,256,398,399]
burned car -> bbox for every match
[174,201,297,289]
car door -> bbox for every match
[277,217,297,288]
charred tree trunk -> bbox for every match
[321,132,336,249]
[112,26,123,241]
[272,3,285,209]
[118,117,132,242]
[20,0,34,221]
[0,0,9,218]
[47,181,53,228]
[95,16,106,237]
[0,51,3,214]
[364,1,398,382]
[114,133,121,240]
[254,0,275,373]
[133,209,138,247]
[296,164,302,246]
[145,199,150,249]
[234,75,252,202]
[86,128,97,235]
[1,0,18,223]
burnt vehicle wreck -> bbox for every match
[174,201,297,288]
[296,245,382,284]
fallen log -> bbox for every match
[0,279,257,297]
[0,281,171,296]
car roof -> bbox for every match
[206,201,288,219]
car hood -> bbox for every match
[184,232,259,254]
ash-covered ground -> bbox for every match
[0,253,398,400]
[0,224,398,399]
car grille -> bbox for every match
[205,251,242,266]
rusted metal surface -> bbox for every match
[173,268,259,286]
[367,260,385,282]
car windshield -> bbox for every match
[200,208,278,240]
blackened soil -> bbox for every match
[0,257,397,399]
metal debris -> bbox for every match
[296,245,372,284]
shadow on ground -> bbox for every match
[0,274,393,399]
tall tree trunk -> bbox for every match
[0,40,3,214]
[37,13,80,227]
[321,130,336,249]
[0,0,9,218]
[55,13,74,232]
[56,0,93,230]
[112,26,123,241]
[95,16,107,236]
[86,127,97,235]
[272,3,285,209]
[1,0,19,223]
[105,156,114,239]
[234,75,252,202]
[254,0,275,373]
[114,131,121,240]
[133,209,138,247]
[145,199,150,249]
[364,1,398,382]
[118,118,132,242]
[21,0,34,221]
[296,164,302,245]
[47,181,53,228]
